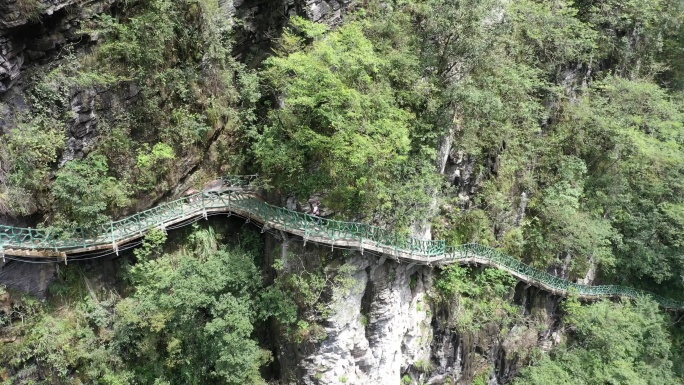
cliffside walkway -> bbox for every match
[1,176,682,310]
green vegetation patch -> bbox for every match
[515,298,681,385]
[0,225,272,385]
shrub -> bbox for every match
[51,154,131,232]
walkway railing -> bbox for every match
[1,175,682,310]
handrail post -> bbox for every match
[111,221,118,256]
[359,235,363,255]
[201,193,208,220]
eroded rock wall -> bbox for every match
[267,234,564,385]
[0,0,115,95]
[0,0,355,135]
[295,256,433,384]
[0,259,56,298]
[231,0,355,63]
[0,0,118,296]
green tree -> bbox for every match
[114,246,269,384]
[51,154,131,232]
[256,18,415,215]
[2,118,66,215]
[135,142,176,191]
[434,265,518,332]
[0,226,271,384]
[523,156,616,274]
[551,77,684,292]
[515,299,681,385]
[576,0,683,78]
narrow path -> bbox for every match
[1,177,681,310]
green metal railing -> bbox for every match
[1,175,682,309]
[446,244,684,309]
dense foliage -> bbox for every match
[257,18,414,215]
[515,299,679,385]
[0,0,253,229]
[1,0,681,292]
[434,265,518,333]
[0,225,271,385]
[1,0,684,383]
[252,0,684,300]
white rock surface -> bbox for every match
[297,255,434,385]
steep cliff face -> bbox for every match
[232,0,354,52]
[1,0,354,99]
[0,0,116,97]
[287,255,433,384]
[267,234,563,385]
[0,259,55,298]
[0,0,358,297]
[0,0,355,154]
[0,0,113,296]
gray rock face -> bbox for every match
[231,0,356,61]
[1,0,357,96]
[1,0,358,165]
[445,150,482,208]
[0,0,116,95]
[60,88,100,164]
[0,0,133,298]
[0,34,23,93]
[61,81,141,164]
[0,0,121,167]
[1,0,77,30]
[294,255,432,384]
[270,236,563,385]
[303,0,354,23]
[0,259,56,298]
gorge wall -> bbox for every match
[266,233,564,385]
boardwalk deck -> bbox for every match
[1,177,682,310]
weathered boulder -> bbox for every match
[0,259,56,299]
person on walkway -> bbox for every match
[311,199,322,225]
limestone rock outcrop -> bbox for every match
[291,255,433,385]
[268,234,563,385]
